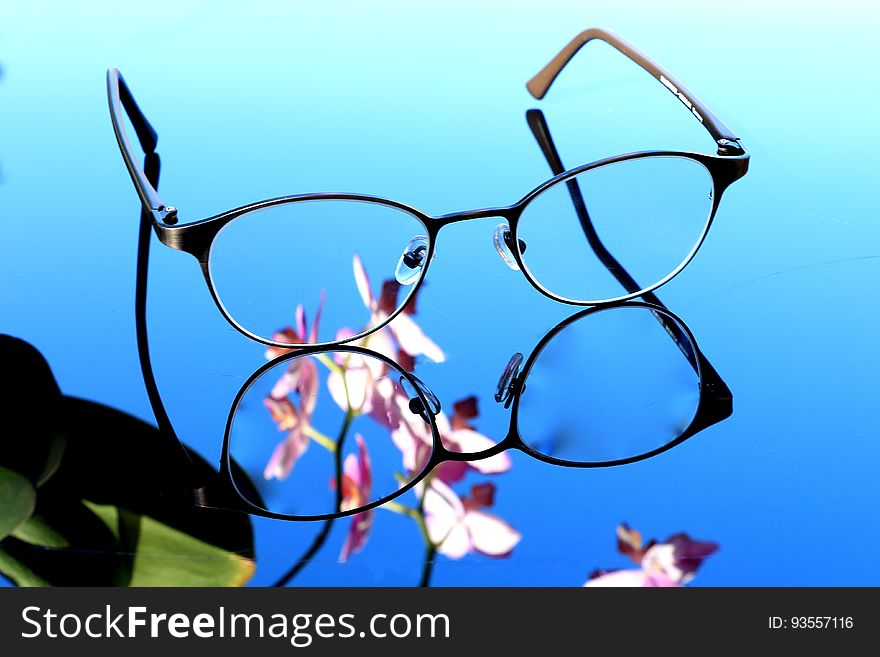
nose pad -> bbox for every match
[492,224,526,271]
[400,374,441,422]
[395,235,430,285]
[494,352,524,409]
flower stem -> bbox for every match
[382,501,419,520]
[419,543,437,588]
[273,368,356,587]
[304,425,336,452]
[414,471,439,587]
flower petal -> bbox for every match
[448,429,512,474]
[468,483,495,509]
[339,510,374,562]
[391,422,433,475]
[339,435,372,515]
[263,397,301,431]
[309,290,325,345]
[584,569,675,587]
[423,478,465,521]
[644,534,719,584]
[434,460,468,484]
[265,327,302,360]
[368,378,406,431]
[336,327,357,344]
[353,254,374,310]
[450,396,479,430]
[388,311,445,363]
[298,360,320,416]
[430,519,472,559]
[263,429,309,481]
[295,304,307,343]
[362,327,397,365]
[355,433,371,494]
[327,365,372,414]
[616,523,645,565]
[464,510,521,557]
[377,280,401,317]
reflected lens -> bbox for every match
[517,305,701,463]
[517,156,714,302]
[227,349,436,518]
[209,199,429,345]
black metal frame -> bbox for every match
[119,26,738,524]
[127,131,733,525]
[213,301,732,522]
[108,27,748,348]
[125,128,735,528]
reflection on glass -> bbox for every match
[226,299,729,521]
[516,304,702,462]
[229,349,434,518]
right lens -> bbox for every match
[517,155,714,303]
[208,199,429,345]
[516,305,702,464]
[227,349,436,518]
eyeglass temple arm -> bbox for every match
[526,108,648,306]
[526,108,731,416]
[107,68,179,225]
[134,153,195,475]
[526,27,745,156]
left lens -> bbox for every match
[515,305,702,464]
[208,198,428,345]
[227,349,436,518]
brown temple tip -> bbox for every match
[526,73,548,100]
[525,28,607,102]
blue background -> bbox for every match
[2,0,879,586]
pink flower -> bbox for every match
[641,533,719,585]
[585,524,718,587]
[262,297,323,480]
[262,397,313,481]
[391,395,512,482]
[339,434,374,562]
[265,293,324,359]
[325,347,411,436]
[583,570,678,587]
[423,480,521,559]
[353,255,444,365]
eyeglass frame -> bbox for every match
[210,300,732,522]
[108,27,749,350]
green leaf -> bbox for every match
[11,514,70,548]
[35,430,67,488]
[46,398,256,559]
[0,466,36,541]
[87,503,255,587]
[0,498,122,586]
[0,336,66,485]
[0,547,49,587]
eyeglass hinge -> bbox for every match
[716,139,745,156]
[192,485,209,508]
[153,204,179,225]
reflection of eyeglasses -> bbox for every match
[108,27,749,349]
[211,301,731,521]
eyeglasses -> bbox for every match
[108,27,749,349]
[213,300,731,520]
